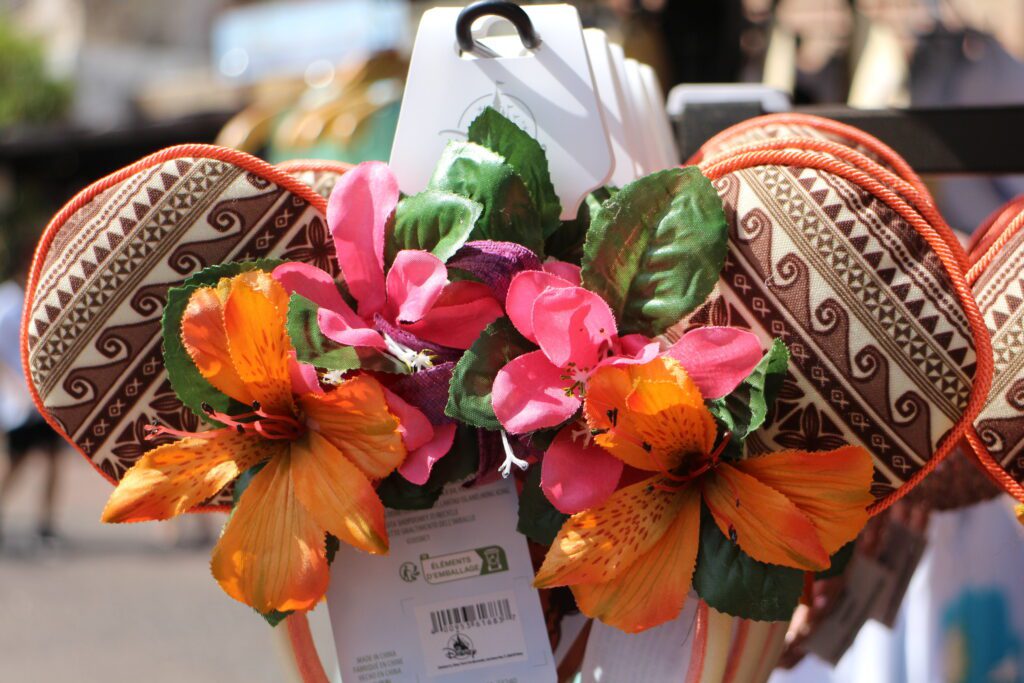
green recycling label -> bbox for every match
[419,545,509,585]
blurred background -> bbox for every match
[1,0,1023,681]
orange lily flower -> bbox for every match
[534,356,873,633]
[102,271,406,614]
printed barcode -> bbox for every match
[428,598,514,633]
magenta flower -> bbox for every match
[491,268,766,513]
[272,161,503,485]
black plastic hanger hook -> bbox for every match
[455,1,541,55]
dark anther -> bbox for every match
[201,402,214,414]
[235,424,245,434]
[590,428,608,437]
[728,525,738,543]
[607,408,618,426]
[641,441,652,452]
[251,401,261,411]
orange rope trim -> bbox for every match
[685,601,711,683]
[19,144,328,512]
[286,612,331,683]
[700,148,994,516]
[963,206,1024,503]
[968,194,1024,262]
[275,158,355,176]
[696,136,965,272]
[691,112,929,199]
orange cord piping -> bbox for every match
[286,612,331,683]
[684,601,711,683]
[700,148,993,516]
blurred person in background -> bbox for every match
[0,251,63,546]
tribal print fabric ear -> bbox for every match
[681,130,991,510]
[22,145,332,509]
[965,197,1024,505]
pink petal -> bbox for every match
[505,270,576,343]
[386,250,448,324]
[602,341,662,367]
[492,350,580,434]
[542,424,623,514]
[382,388,433,452]
[402,281,503,350]
[532,286,617,369]
[327,161,398,318]
[272,262,358,324]
[397,423,457,485]
[288,351,324,396]
[318,308,386,350]
[618,333,655,357]
[542,259,582,286]
[664,327,764,399]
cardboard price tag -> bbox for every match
[390,4,613,219]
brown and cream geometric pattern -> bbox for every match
[971,214,1024,486]
[670,164,976,501]
[25,150,331,508]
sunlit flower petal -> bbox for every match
[572,485,700,633]
[493,350,580,434]
[702,463,830,571]
[398,423,457,485]
[541,424,623,514]
[731,446,873,555]
[401,281,503,349]
[664,327,763,399]
[532,286,617,369]
[210,452,329,613]
[224,274,294,415]
[535,477,693,588]
[273,261,363,328]
[181,286,254,405]
[291,431,389,555]
[102,432,283,523]
[299,375,405,480]
[386,250,449,324]
[585,358,716,472]
[328,161,397,317]
[541,259,582,286]
[505,270,576,342]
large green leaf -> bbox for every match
[692,504,803,621]
[162,260,281,422]
[517,465,568,546]
[387,190,482,265]
[286,294,362,372]
[581,167,727,336]
[428,140,545,256]
[468,107,561,238]
[708,339,789,445]
[445,318,532,430]
[377,424,480,510]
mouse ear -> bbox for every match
[676,119,990,512]
[22,145,332,509]
[967,200,1024,506]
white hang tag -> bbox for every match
[639,64,679,170]
[623,58,660,175]
[390,5,613,219]
[582,29,636,187]
[326,480,556,683]
[608,43,645,177]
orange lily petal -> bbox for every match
[210,451,329,613]
[585,357,716,472]
[101,432,282,523]
[535,476,691,588]
[181,287,255,405]
[223,273,294,415]
[291,430,389,555]
[299,375,405,480]
[702,463,830,571]
[572,484,701,633]
[732,446,873,555]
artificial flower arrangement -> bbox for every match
[93,106,874,633]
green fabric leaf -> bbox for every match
[377,424,480,510]
[428,140,545,256]
[286,294,363,372]
[707,339,790,444]
[816,540,856,580]
[517,465,569,546]
[580,167,727,336]
[387,190,482,265]
[692,503,803,622]
[445,318,532,430]
[162,260,281,422]
[468,107,561,238]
